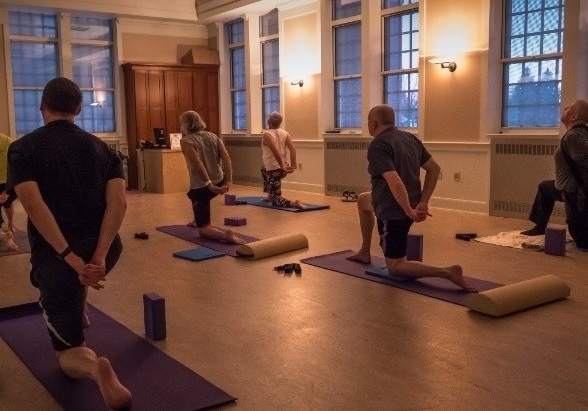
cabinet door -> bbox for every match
[135,69,165,144]
[192,69,220,136]
[165,70,193,140]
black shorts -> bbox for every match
[187,183,221,228]
[32,235,123,351]
[377,218,413,259]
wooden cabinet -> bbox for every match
[123,63,219,189]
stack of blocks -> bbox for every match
[224,194,236,205]
[143,292,166,340]
[544,227,566,256]
[406,233,423,262]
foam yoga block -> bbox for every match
[224,217,246,226]
[236,233,308,260]
[144,293,166,340]
[406,233,423,261]
[544,227,566,256]
[224,194,236,205]
[466,275,570,317]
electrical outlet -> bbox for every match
[454,172,460,182]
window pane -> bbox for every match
[9,12,57,37]
[231,47,246,88]
[384,11,419,71]
[503,0,564,127]
[335,78,361,128]
[333,0,361,20]
[70,17,113,41]
[334,23,361,76]
[502,60,561,127]
[232,90,247,130]
[11,42,58,87]
[260,9,278,37]
[262,87,280,126]
[13,90,43,135]
[262,40,279,85]
[227,19,244,45]
[73,45,113,89]
[384,72,419,128]
[76,90,115,133]
[382,0,418,9]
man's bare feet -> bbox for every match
[447,265,478,292]
[292,200,306,210]
[1,231,18,252]
[95,357,132,409]
[346,251,371,264]
[224,229,245,245]
[187,221,196,228]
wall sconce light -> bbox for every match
[436,61,457,72]
[290,79,304,87]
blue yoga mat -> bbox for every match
[301,250,503,306]
[235,196,330,212]
[0,302,236,411]
[173,247,225,262]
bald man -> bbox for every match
[348,104,476,292]
[521,99,588,251]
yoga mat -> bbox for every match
[236,232,308,260]
[235,196,330,212]
[0,228,30,256]
[173,247,225,262]
[474,229,579,253]
[300,250,502,306]
[466,275,570,317]
[0,302,236,411]
[156,224,259,257]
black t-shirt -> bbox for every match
[367,126,431,220]
[7,120,123,257]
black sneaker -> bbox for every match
[520,226,545,236]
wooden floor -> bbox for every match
[1,185,587,411]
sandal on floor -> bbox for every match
[341,190,351,201]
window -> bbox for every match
[333,0,361,129]
[227,19,247,131]
[9,12,58,135]
[71,17,115,133]
[260,9,280,126]
[382,2,419,128]
[9,12,116,135]
[502,0,564,128]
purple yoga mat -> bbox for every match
[156,224,259,257]
[300,250,503,306]
[0,303,236,411]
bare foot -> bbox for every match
[187,221,196,228]
[447,265,478,292]
[292,200,306,210]
[1,231,19,252]
[262,197,271,202]
[225,229,245,245]
[95,357,132,409]
[346,251,371,264]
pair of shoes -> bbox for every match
[134,232,149,239]
[274,263,302,275]
[341,191,358,202]
[455,233,477,241]
[520,226,545,236]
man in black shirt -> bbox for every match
[8,77,131,409]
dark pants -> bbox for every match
[261,167,292,207]
[528,180,563,230]
[564,191,588,249]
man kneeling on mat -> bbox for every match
[8,77,131,408]
[180,110,244,244]
[347,105,477,292]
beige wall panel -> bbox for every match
[423,51,485,142]
[122,34,208,64]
